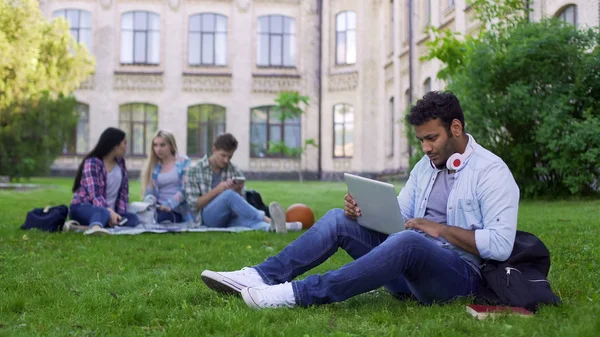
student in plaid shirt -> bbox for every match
[184,133,291,232]
[70,127,139,235]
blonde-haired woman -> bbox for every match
[141,130,193,223]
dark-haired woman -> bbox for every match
[69,127,139,235]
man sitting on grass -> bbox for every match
[184,133,301,233]
[201,91,519,309]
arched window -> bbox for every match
[257,15,296,67]
[250,106,301,158]
[188,13,228,66]
[333,103,354,158]
[336,11,356,65]
[556,4,577,26]
[120,11,160,65]
[187,104,226,157]
[53,9,92,51]
[63,102,90,155]
[119,103,158,156]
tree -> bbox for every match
[0,0,94,113]
[0,0,94,180]
[0,93,79,180]
[449,19,600,196]
[267,92,318,182]
[422,0,530,80]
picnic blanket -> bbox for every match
[106,223,255,235]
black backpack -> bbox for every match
[245,189,270,217]
[476,231,562,312]
[21,205,69,232]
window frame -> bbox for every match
[188,13,228,67]
[63,102,90,156]
[187,104,227,158]
[556,4,578,26]
[335,11,357,65]
[257,15,296,68]
[249,105,302,158]
[120,11,161,66]
[332,103,355,158]
[52,9,92,52]
[118,103,158,157]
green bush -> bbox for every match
[0,93,78,180]
[447,19,600,197]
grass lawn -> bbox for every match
[1,178,599,336]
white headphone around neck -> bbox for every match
[445,145,474,170]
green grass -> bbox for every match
[1,178,599,336]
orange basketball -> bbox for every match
[285,204,315,229]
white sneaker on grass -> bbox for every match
[268,202,287,234]
[241,282,297,309]
[84,224,109,236]
[201,267,267,295]
[286,221,303,231]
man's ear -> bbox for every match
[450,119,463,137]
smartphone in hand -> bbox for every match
[233,177,246,184]
[118,218,128,226]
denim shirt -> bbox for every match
[143,155,194,222]
[397,134,519,271]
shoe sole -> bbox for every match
[269,202,287,234]
[201,270,244,296]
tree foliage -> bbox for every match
[268,91,318,182]
[450,19,600,196]
[0,0,94,113]
[0,93,79,180]
[0,0,94,179]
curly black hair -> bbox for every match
[405,91,465,132]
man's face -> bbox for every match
[211,147,235,169]
[414,119,460,168]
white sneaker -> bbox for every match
[201,267,267,295]
[269,202,287,234]
[62,220,81,233]
[286,221,303,231]
[84,225,109,236]
[241,282,297,309]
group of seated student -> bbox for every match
[68,128,300,235]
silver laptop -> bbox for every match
[344,173,405,235]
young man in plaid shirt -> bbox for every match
[184,133,295,233]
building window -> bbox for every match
[63,103,90,155]
[53,9,92,51]
[333,103,354,158]
[188,13,227,66]
[250,106,301,158]
[119,103,158,156]
[556,5,577,26]
[423,77,431,94]
[388,97,395,157]
[187,104,226,157]
[120,11,160,65]
[257,15,296,67]
[336,11,357,65]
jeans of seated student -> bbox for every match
[201,190,270,231]
[253,208,481,306]
[69,203,139,228]
[156,210,183,224]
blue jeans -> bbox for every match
[201,190,270,231]
[254,208,480,306]
[156,210,183,223]
[69,203,139,228]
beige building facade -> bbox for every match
[40,0,599,179]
